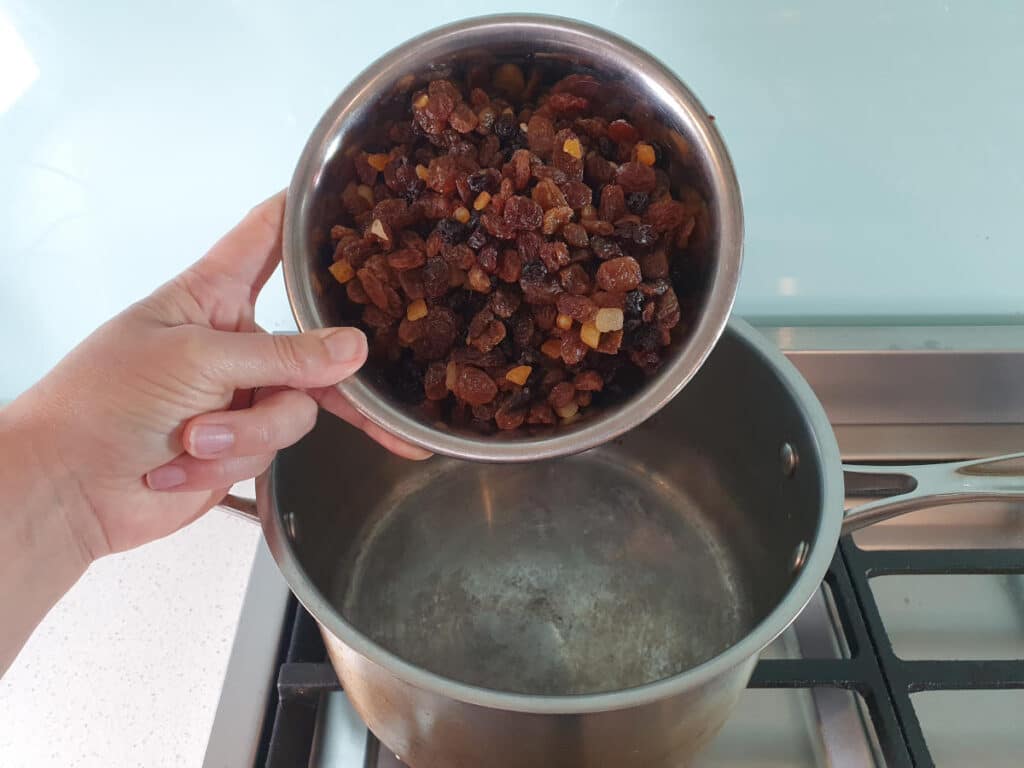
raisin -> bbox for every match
[527,114,555,155]
[644,198,687,233]
[504,196,544,230]
[599,184,627,223]
[626,323,661,352]
[387,249,426,271]
[412,306,459,361]
[426,155,460,195]
[560,328,589,366]
[533,165,569,185]
[398,268,425,300]
[509,149,532,191]
[626,191,650,214]
[422,256,451,299]
[527,401,556,425]
[607,119,639,143]
[364,305,396,330]
[640,249,670,280]
[467,168,500,194]
[516,230,543,263]
[533,304,557,331]
[436,217,467,244]
[596,256,643,292]
[494,403,526,430]
[455,365,498,406]
[559,181,593,210]
[449,102,478,133]
[593,291,627,310]
[656,287,681,331]
[521,260,547,282]
[467,309,507,353]
[614,221,658,247]
[539,241,570,272]
[552,129,584,181]
[424,361,449,400]
[478,243,499,273]
[494,112,518,143]
[467,225,488,249]
[346,277,370,304]
[582,218,615,236]
[557,293,598,322]
[497,248,523,283]
[590,236,624,261]
[478,278,515,315]
[548,92,589,113]
[531,178,568,210]
[472,401,498,421]
[542,206,574,235]
[584,152,617,186]
[548,381,577,408]
[482,212,517,239]
[562,222,589,248]
[467,265,492,293]
[559,264,591,295]
[625,289,645,316]
[443,243,474,271]
[639,279,671,297]
[574,370,604,391]
[616,162,657,193]
[511,313,534,347]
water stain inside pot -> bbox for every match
[333,448,752,695]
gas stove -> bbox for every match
[204,326,1024,768]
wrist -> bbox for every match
[0,394,107,568]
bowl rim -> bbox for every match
[283,13,743,462]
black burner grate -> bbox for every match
[259,537,1024,768]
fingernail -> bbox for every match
[189,425,235,457]
[322,328,366,363]
[146,465,187,491]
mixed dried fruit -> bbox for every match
[325,65,710,433]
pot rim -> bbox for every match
[258,318,845,714]
[282,13,744,462]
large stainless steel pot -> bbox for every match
[220,319,1024,767]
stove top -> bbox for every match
[204,326,1024,768]
[252,512,1024,768]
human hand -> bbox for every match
[7,191,429,560]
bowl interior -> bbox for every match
[285,16,740,454]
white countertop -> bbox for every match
[0,506,260,767]
[2,1,1023,767]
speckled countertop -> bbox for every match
[0,504,260,767]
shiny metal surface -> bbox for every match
[764,325,1024,461]
[842,455,1024,535]
[252,319,842,767]
[282,14,744,462]
[244,318,1024,766]
[336,456,753,695]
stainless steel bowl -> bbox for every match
[283,14,743,461]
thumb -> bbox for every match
[195,326,368,390]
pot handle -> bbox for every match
[216,493,260,524]
[842,453,1024,535]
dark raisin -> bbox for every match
[467,225,488,250]
[625,289,645,316]
[626,323,661,352]
[467,169,500,194]
[436,217,467,244]
[521,260,548,281]
[590,236,624,261]
[626,191,650,214]
[494,112,518,142]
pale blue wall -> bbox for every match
[2,1,1021,396]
